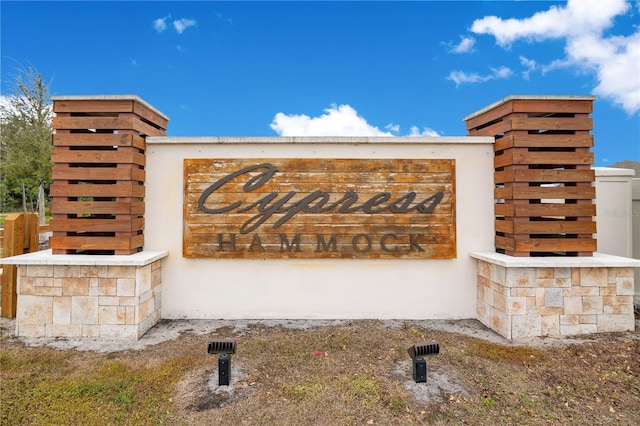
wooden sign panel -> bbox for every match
[184,159,456,259]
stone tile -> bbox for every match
[581,296,603,315]
[560,323,598,336]
[27,265,53,278]
[100,325,138,339]
[506,268,536,288]
[98,296,120,306]
[478,260,490,279]
[511,288,536,297]
[35,286,62,297]
[578,314,597,324]
[490,308,510,339]
[17,324,46,338]
[126,306,136,325]
[535,278,555,288]
[83,324,101,337]
[564,297,583,315]
[116,278,135,297]
[60,278,89,296]
[533,306,564,316]
[53,297,71,324]
[99,306,127,325]
[71,297,98,325]
[563,287,599,297]
[492,291,506,312]
[107,265,136,279]
[554,268,571,279]
[19,276,37,295]
[151,260,162,271]
[545,288,563,307]
[483,287,493,306]
[136,265,152,295]
[507,297,528,315]
[599,287,618,296]
[489,263,505,285]
[46,324,83,337]
[118,296,139,306]
[560,314,579,325]
[615,267,634,277]
[511,315,541,339]
[603,303,633,315]
[151,267,162,288]
[536,268,554,279]
[17,295,53,324]
[616,277,635,296]
[603,295,633,306]
[571,268,581,285]
[580,267,608,287]
[540,315,560,337]
[553,278,571,288]
[597,315,635,332]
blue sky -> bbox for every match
[2,0,639,165]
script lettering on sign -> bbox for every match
[184,159,456,259]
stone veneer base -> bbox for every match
[1,250,168,340]
[471,252,640,340]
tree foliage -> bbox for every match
[0,66,53,212]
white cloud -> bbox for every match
[173,18,197,34]
[270,104,393,136]
[385,123,400,133]
[153,16,197,34]
[447,66,513,86]
[153,17,168,32]
[519,56,537,80]
[408,126,440,137]
[468,0,639,114]
[451,36,476,54]
[270,104,441,137]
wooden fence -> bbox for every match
[50,96,168,254]
[465,96,597,256]
[0,214,42,317]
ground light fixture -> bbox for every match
[207,339,237,386]
[407,341,440,383]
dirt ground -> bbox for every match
[1,313,639,425]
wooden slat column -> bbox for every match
[464,96,597,257]
[50,96,168,254]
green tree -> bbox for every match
[0,66,53,212]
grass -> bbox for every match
[1,320,639,425]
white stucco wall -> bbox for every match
[594,167,635,258]
[144,137,495,320]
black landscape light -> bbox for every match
[407,341,440,383]
[207,339,237,386]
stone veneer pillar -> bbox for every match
[471,252,639,339]
[3,250,167,339]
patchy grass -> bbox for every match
[1,320,639,425]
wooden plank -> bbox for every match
[494,134,593,151]
[53,133,146,150]
[50,200,144,215]
[50,182,144,198]
[50,234,144,251]
[52,165,145,182]
[52,116,165,136]
[511,99,593,114]
[184,158,456,259]
[465,101,515,131]
[49,218,144,233]
[495,186,595,200]
[53,99,135,114]
[132,102,169,130]
[495,169,594,184]
[501,150,594,166]
[496,220,596,234]
[51,148,145,166]
[496,235,596,253]
[509,116,593,132]
[495,202,596,217]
